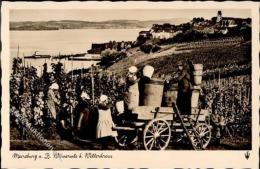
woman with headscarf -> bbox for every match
[47,83,60,120]
[73,91,93,139]
[96,94,117,149]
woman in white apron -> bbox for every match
[96,95,117,149]
[47,83,60,120]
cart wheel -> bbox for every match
[143,119,171,150]
[115,130,138,147]
[189,123,211,149]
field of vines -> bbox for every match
[10,36,251,149]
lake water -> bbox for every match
[10,28,145,75]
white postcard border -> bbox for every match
[1,1,259,168]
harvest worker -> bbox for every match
[96,94,117,149]
[58,102,72,140]
[47,83,60,120]
[124,66,139,111]
[138,65,154,106]
[115,66,139,123]
[175,61,192,115]
[73,91,93,139]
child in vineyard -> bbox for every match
[96,94,117,149]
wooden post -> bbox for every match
[98,71,101,94]
[232,85,235,112]
[40,65,42,77]
[63,58,66,72]
[218,68,221,89]
[23,57,26,90]
[17,44,19,58]
[70,58,74,128]
[248,86,250,105]
[112,72,115,89]
[91,65,95,105]
[240,86,242,106]
[80,62,83,89]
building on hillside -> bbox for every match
[194,26,215,34]
[150,23,182,39]
[88,41,133,54]
[88,43,107,54]
[219,18,239,28]
[151,30,182,39]
[213,11,251,28]
[139,31,152,38]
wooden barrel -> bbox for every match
[143,79,164,107]
[115,100,124,114]
[193,64,203,85]
[164,85,178,107]
[191,86,201,108]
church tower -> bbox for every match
[217,10,222,23]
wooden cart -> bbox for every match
[113,103,212,150]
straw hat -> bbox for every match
[49,83,59,90]
[128,66,138,74]
[81,91,90,100]
[99,94,108,103]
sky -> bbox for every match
[10,9,251,22]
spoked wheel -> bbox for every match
[189,123,211,149]
[143,119,171,150]
[115,129,138,147]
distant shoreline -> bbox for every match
[9,18,190,31]
[10,27,148,31]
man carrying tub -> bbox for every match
[124,66,139,110]
[138,65,154,106]
[173,61,193,115]
[118,66,140,122]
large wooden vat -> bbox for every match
[191,86,201,108]
[164,84,178,107]
[143,79,164,107]
[116,100,124,114]
[193,64,203,85]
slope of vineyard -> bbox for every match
[10,36,251,150]
[108,36,251,77]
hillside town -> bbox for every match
[88,11,251,55]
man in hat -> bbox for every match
[175,61,192,115]
[138,65,154,106]
[126,66,138,85]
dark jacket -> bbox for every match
[176,63,192,114]
[177,65,191,92]
[74,99,96,139]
